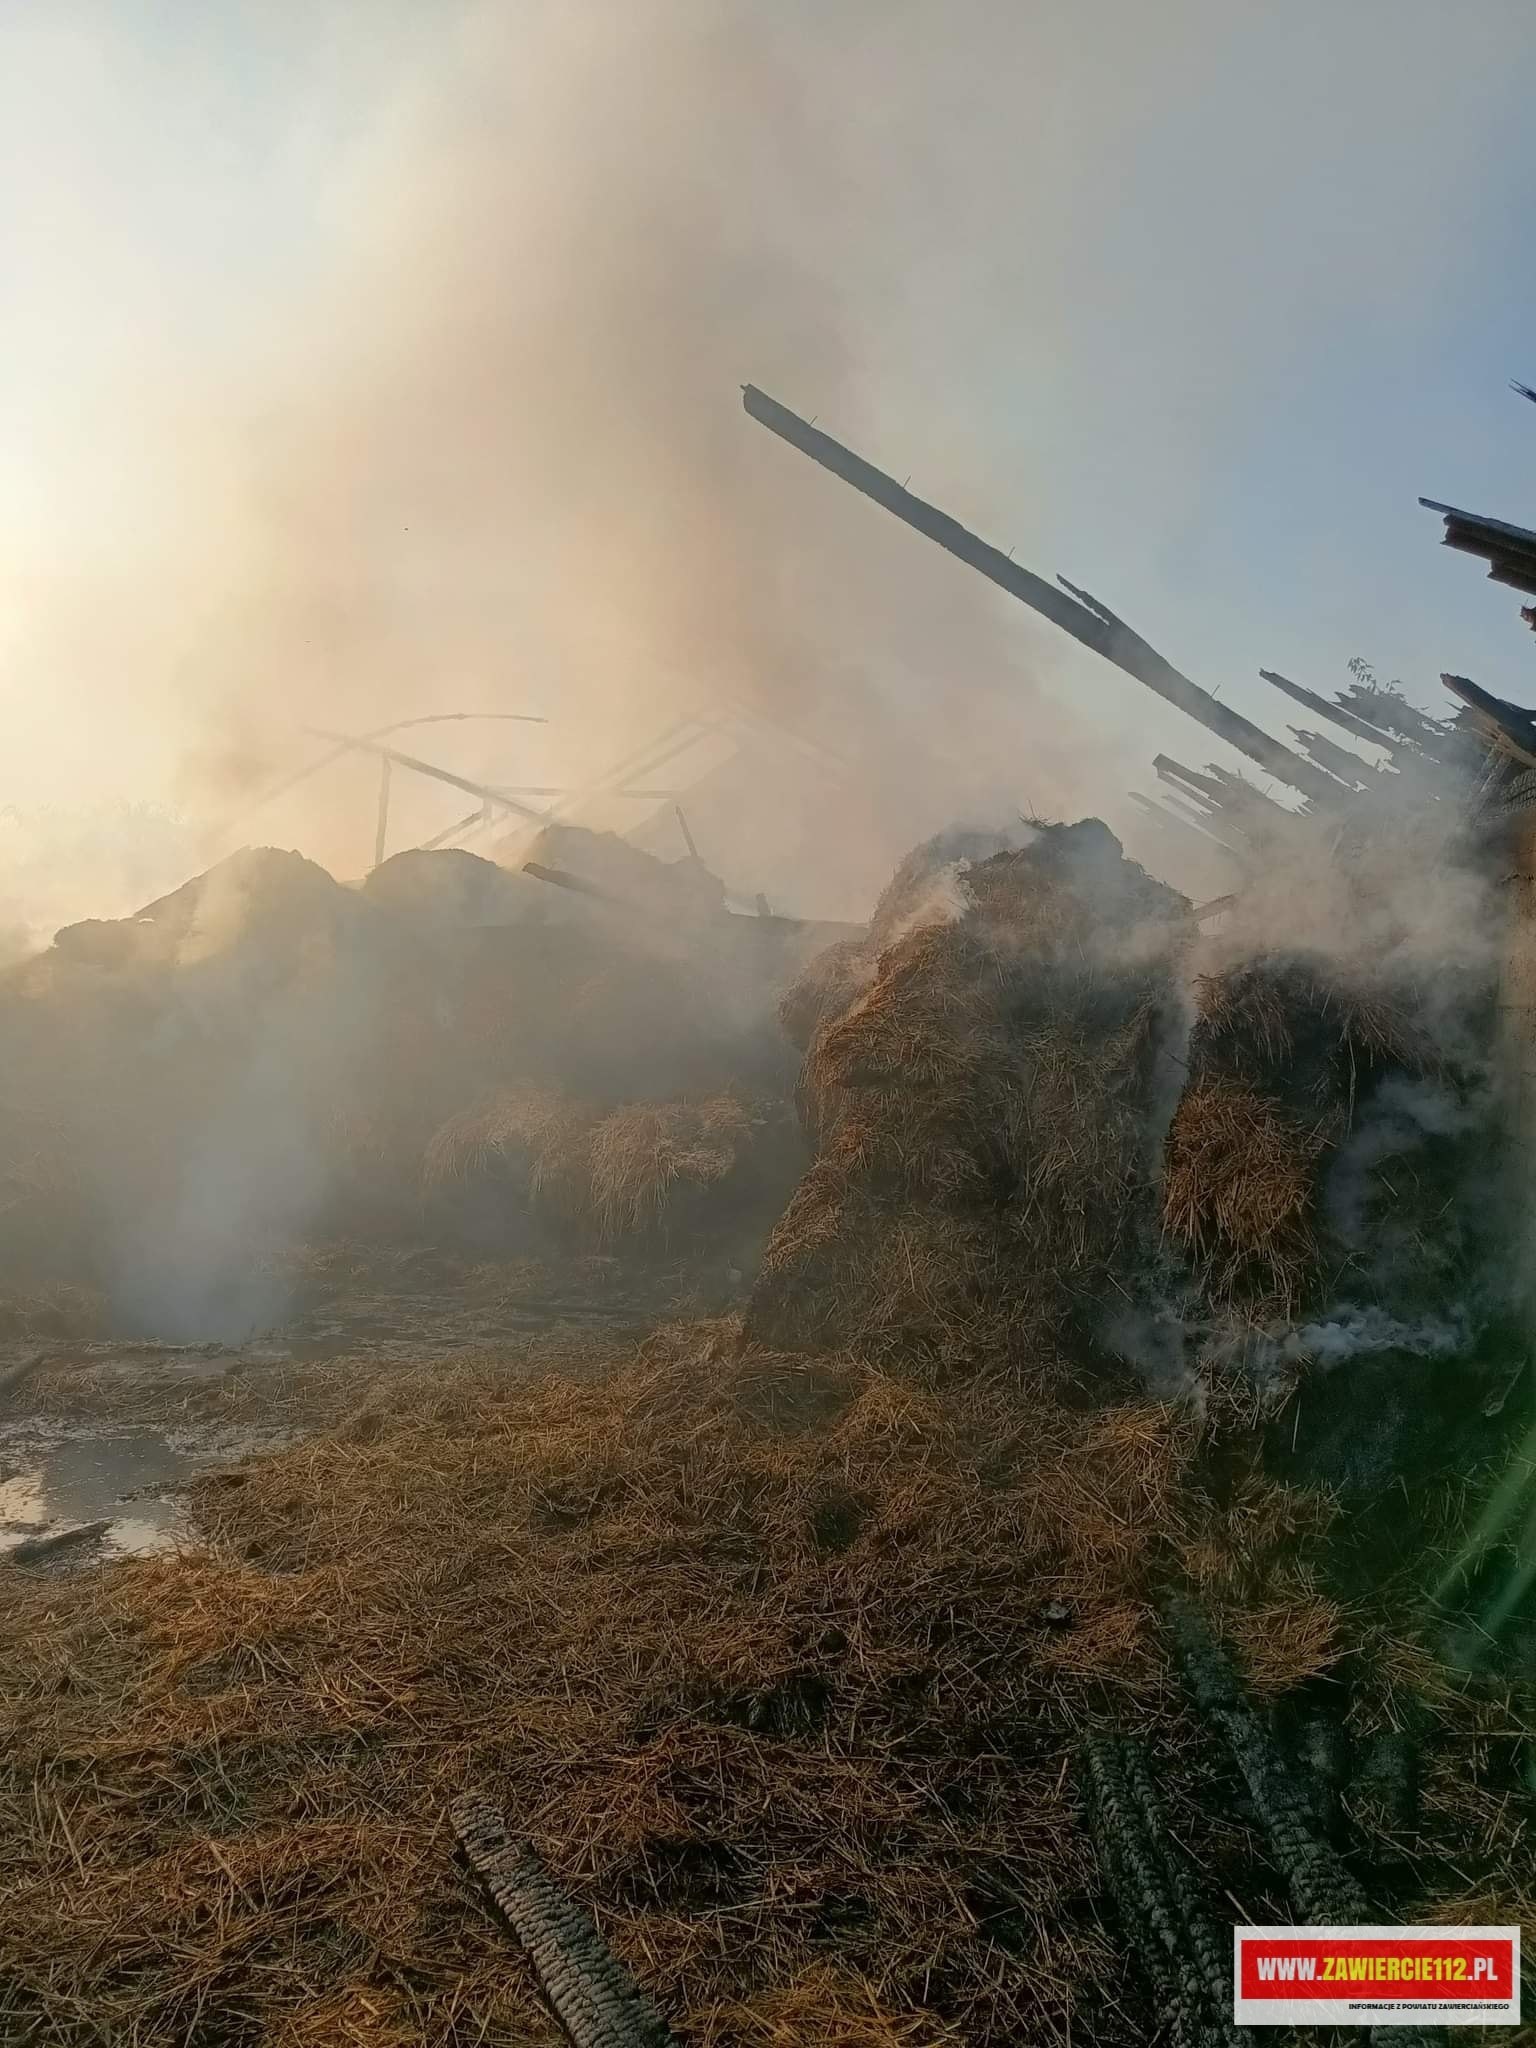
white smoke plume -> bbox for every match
[3,1,1163,928]
[2,3,1529,1351]
[6,1,1531,926]
[1207,1304,1471,1391]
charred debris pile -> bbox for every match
[0,826,844,1337]
[7,821,1533,2041]
[742,382,1536,1438]
[5,387,1536,2047]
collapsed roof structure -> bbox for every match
[742,380,1536,853]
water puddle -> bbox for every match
[0,1405,296,1569]
[0,1285,625,1570]
[0,1423,197,1561]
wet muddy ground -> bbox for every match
[0,1344,292,1565]
[0,1245,722,1568]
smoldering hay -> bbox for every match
[746,820,1192,1370]
[0,830,817,1341]
[747,796,1517,1496]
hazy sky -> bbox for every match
[2,0,1533,914]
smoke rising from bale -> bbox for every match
[2,3,1529,1360]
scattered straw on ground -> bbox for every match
[0,1322,1318,2048]
[5,1321,1522,2047]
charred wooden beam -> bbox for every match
[1131,789,1205,833]
[1258,668,1406,757]
[1421,497,1536,611]
[1129,790,1242,861]
[742,383,1341,806]
[1154,774,1231,829]
[1192,893,1237,921]
[1206,761,1307,812]
[1132,779,1218,830]
[1154,755,1291,823]
[1153,769,1222,819]
[415,805,492,852]
[1290,727,1373,790]
[1443,674,1536,738]
[522,859,843,937]
[450,1796,678,2048]
[1335,681,1457,759]
[522,861,638,908]
[1162,787,1227,828]
[1166,798,1226,834]
[1440,674,1536,772]
[10,1520,111,1565]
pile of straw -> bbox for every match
[1161,1075,1333,1316]
[422,1083,585,1196]
[587,1094,760,1242]
[520,823,730,923]
[4,1323,1525,2046]
[423,1088,793,1250]
[749,823,1190,1371]
[1163,957,1486,1322]
[0,1326,1328,2047]
[777,937,871,1062]
[0,834,809,1328]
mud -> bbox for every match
[0,1246,738,1570]
[0,1422,226,1562]
[0,1349,298,1566]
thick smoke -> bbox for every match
[1205,797,1503,1010]
[2,4,1528,1351]
[0,803,200,960]
[1325,1071,1488,1250]
[1,5,1147,1341]
[9,2,1530,919]
[5,0,1533,931]
[5,1,1174,928]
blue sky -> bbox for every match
[1,0,1533,900]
